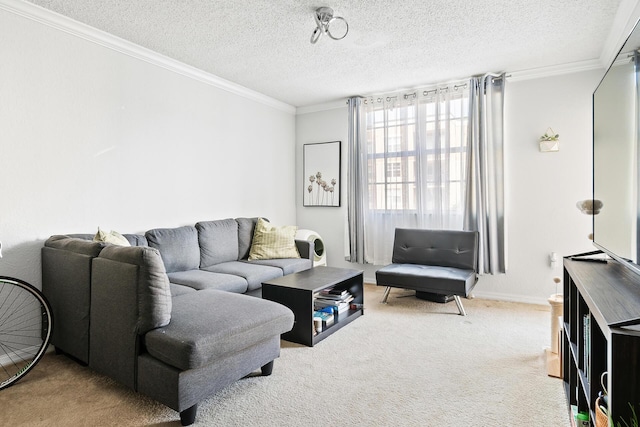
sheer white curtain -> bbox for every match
[347,81,471,265]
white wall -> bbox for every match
[482,69,601,303]
[295,107,349,267]
[296,69,603,305]
[0,8,296,287]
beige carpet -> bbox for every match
[0,284,569,426]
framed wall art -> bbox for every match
[303,141,341,207]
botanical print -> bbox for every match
[303,141,340,207]
[308,172,337,206]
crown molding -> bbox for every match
[599,0,640,69]
[299,60,606,114]
[0,0,296,114]
[507,59,604,82]
[296,100,348,115]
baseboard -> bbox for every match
[465,291,550,306]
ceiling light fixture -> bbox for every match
[310,7,348,44]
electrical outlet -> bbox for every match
[550,252,558,268]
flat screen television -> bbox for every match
[592,18,640,276]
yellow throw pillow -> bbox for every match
[93,227,131,246]
[248,218,300,260]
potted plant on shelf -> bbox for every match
[539,128,560,152]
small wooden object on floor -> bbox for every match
[546,293,563,378]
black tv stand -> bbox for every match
[563,259,640,425]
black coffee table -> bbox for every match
[262,266,364,347]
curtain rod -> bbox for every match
[362,83,467,105]
[356,73,510,105]
[409,83,468,99]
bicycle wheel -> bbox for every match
[0,276,53,390]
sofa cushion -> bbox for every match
[248,218,300,260]
[196,219,239,267]
[169,283,197,297]
[97,245,172,333]
[203,261,282,291]
[45,235,105,256]
[242,258,312,275]
[375,263,476,296]
[167,269,248,293]
[236,217,263,260]
[391,228,478,271]
[144,290,294,371]
[124,234,148,247]
[67,233,148,247]
[145,226,200,273]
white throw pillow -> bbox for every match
[93,227,131,246]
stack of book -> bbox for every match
[312,310,334,334]
[313,288,355,318]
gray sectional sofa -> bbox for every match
[41,217,312,425]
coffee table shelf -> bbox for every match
[262,266,364,347]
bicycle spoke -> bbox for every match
[0,277,53,390]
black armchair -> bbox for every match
[375,228,479,316]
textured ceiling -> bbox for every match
[24,0,627,107]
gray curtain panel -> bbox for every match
[464,74,507,274]
[346,96,366,263]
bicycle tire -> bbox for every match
[0,276,53,390]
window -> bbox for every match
[363,88,469,221]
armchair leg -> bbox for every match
[454,295,467,316]
[381,286,391,304]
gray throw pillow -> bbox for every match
[236,217,264,260]
[196,219,239,267]
[145,226,200,273]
